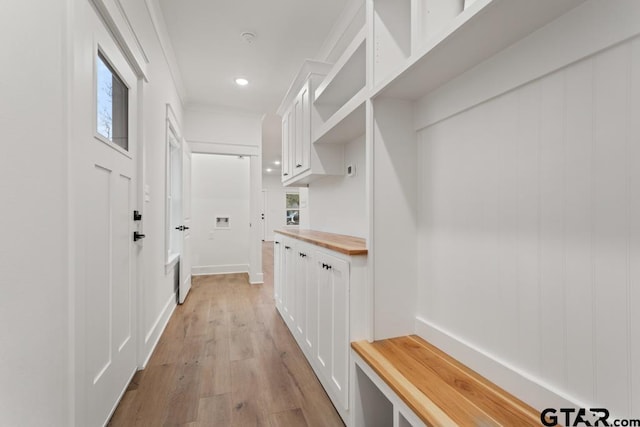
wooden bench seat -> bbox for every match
[351,335,542,426]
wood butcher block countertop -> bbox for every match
[274,229,367,256]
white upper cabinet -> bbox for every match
[277,61,344,186]
[281,109,292,181]
[293,81,310,175]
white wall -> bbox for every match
[308,135,366,238]
[262,174,288,241]
[116,0,186,369]
[185,107,264,283]
[192,154,250,274]
[186,106,262,155]
[414,0,640,417]
[0,3,69,425]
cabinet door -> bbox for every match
[316,251,350,410]
[293,81,311,176]
[273,240,283,312]
[303,249,317,356]
[294,246,307,339]
[282,242,296,327]
[281,109,292,182]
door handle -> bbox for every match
[133,210,142,221]
[133,232,146,242]
[183,226,190,230]
[175,226,184,231]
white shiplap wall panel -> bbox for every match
[538,71,566,391]
[417,37,640,416]
[630,37,640,418]
[563,58,595,403]
[515,81,541,377]
[593,43,631,417]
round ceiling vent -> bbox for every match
[240,32,256,44]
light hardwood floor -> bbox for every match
[108,242,344,426]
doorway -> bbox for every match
[190,154,253,276]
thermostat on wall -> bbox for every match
[215,216,230,229]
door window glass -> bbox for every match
[97,51,129,150]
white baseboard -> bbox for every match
[249,272,264,285]
[141,293,176,368]
[415,316,586,413]
[192,264,249,276]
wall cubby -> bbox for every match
[314,27,367,146]
[372,0,411,86]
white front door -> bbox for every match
[74,10,140,425]
[179,141,192,304]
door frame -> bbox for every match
[70,1,148,425]
[188,143,264,284]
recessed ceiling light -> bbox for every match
[266,168,272,172]
[235,78,249,86]
[274,160,281,165]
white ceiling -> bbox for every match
[158,0,348,176]
[158,0,347,114]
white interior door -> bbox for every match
[179,141,192,304]
[80,18,139,426]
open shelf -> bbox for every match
[373,0,586,100]
[314,87,366,145]
[372,0,412,86]
[314,27,366,122]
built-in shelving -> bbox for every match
[372,0,411,86]
[312,26,367,146]
[313,87,366,145]
[373,0,586,100]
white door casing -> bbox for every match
[179,141,192,304]
[261,190,267,241]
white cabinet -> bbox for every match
[282,240,296,328]
[293,243,313,344]
[315,251,350,410]
[273,239,283,312]
[272,230,368,425]
[293,81,310,176]
[278,62,344,186]
[281,109,292,181]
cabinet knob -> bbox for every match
[283,173,289,177]
[285,246,291,250]
[295,164,302,168]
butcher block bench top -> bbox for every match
[351,335,543,427]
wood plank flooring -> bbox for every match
[108,243,344,427]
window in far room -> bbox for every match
[286,192,300,226]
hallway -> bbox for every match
[108,243,343,426]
